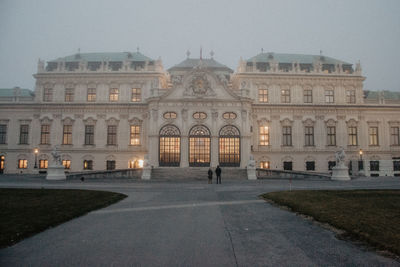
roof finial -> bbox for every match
[210,50,214,59]
[186,50,191,58]
[261,48,264,53]
[78,47,80,54]
[200,46,203,60]
[320,50,323,55]
[137,46,140,53]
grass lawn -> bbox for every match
[0,188,127,248]
[262,189,400,256]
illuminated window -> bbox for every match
[260,161,270,169]
[327,126,336,146]
[159,125,181,166]
[163,112,177,119]
[348,126,358,146]
[130,125,140,145]
[40,125,50,145]
[282,126,292,146]
[43,88,53,102]
[19,125,29,144]
[131,88,141,102]
[346,90,356,103]
[129,160,140,169]
[304,90,312,103]
[83,160,93,170]
[259,126,269,146]
[193,112,207,119]
[65,88,74,102]
[222,112,237,119]
[281,89,290,103]
[62,125,72,145]
[0,124,7,144]
[62,160,71,169]
[39,160,48,169]
[325,90,334,103]
[87,88,96,102]
[189,125,211,167]
[109,88,119,102]
[258,89,268,103]
[391,127,399,146]
[18,159,28,169]
[305,126,314,146]
[369,127,379,146]
[107,125,117,145]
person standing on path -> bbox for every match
[207,168,213,184]
[215,165,222,184]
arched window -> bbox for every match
[189,125,211,167]
[159,125,181,166]
[219,125,240,167]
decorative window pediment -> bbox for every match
[40,116,53,125]
[62,117,75,125]
[302,118,315,126]
[280,118,293,126]
[106,117,119,125]
[129,117,143,125]
[325,119,337,126]
[83,117,97,125]
[346,118,358,126]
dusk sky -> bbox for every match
[1,0,399,91]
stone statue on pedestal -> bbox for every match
[247,154,257,180]
[46,145,66,180]
[331,147,350,181]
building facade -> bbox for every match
[0,51,399,176]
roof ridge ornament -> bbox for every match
[210,50,214,59]
[186,50,190,59]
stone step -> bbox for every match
[151,167,247,180]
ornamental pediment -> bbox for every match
[183,72,216,97]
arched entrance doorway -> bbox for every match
[189,125,211,167]
[159,125,181,166]
[219,125,240,167]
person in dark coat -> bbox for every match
[207,168,213,184]
[215,165,222,184]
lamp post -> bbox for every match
[34,148,39,169]
[359,149,364,174]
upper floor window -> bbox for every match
[65,88,74,102]
[304,90,312,103]
[281,89,290,103]
[84,125,95,145]
[87,88,96,102]
[258,89,268,103]
[163,112,177,119]
[62,125,72,145]
[346,90,356,103]
[348,126,358,146]
[305,126,314,146]
[0,124,7,144]
[43,88,53,102]
[222,112,237,120]
[19,125,29,144]
[193,112,207,119]
[391,127,399,146]
[107,125,117,145]
[327,126,336,146]
[259,126,269,146]
[40,125,50,145]
[131,88,141,102]
[109,88,119,102]
[282,126,292,146]
[369,127,379,146]
[325,90,334,103]
[130,125,140,145]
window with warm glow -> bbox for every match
[391,127,400,146]
[259,126,269,146]
[348,126,358,146]
[18,159,28,169]
[130,125,140,145]
[87,88,96,102]
[131,88,141,102]
[62,125,72,145]
[260,161,270,169]
[40,125,50,145]
[369,127,379,146]
[109,88,119,102]
[193,112,207,119]
[281,89,290,103]
[258,89,268,103]
[39,160,48,169]
[62,160,71,169]
[222,112,237,119]
[83,160,93,170]
[163,112,177,119]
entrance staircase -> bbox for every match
[151,167,248,181]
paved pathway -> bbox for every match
[0,176,399,266]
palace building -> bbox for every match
[0,50,399,177]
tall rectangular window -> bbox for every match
[106,160,116,170]
[130,125,140,145]
[19,125,29,144]
[40,125,50,145]
[282,126,292,146]
[305,126,314,146]
[109,88,119,102]
[259,126,269,146]
[107,125,117,145]
[327,126,336,146]
[43,88,53,102]
[39,160,48,169]
[369,127,379,146]
[62,125,72,145]
[83,160,93,170]
[370,161,380,171]
[348,126,358,146]
[346,90,356,103]
[306,161,315,171]
[391,127,399,146]
[131,88,141,102]
[0,124,7,144]
[325,90,334,103]
[260,161,270,169]
[258,89,268,103]
[304,90,313,103]
[85,125,95,145]
[281,89,290,103]
[87,88,96,102]
[18,159,28,169]
[62,160,71,169]
[65,88,74,102]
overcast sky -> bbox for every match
[0,0,399,91]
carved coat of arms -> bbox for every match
[184,72,215,97]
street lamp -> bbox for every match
[359,149,364,172]
[34,148,39,169]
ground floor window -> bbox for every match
[189,125,210,167]
[39,159,48,169]
[84,160,93,170]
[306,161,315,171]
[283,161,292,171]
[0,155,5,173]
[62,160,71,169]
[129,160,141,169]
[370,161,379,171]
[106,160,116,170]
[219,125,240,167]
[394,161,400,171]
[18,159,28,169]
[159,125,181,167]
[260,161,270,169]
[328,161,336,170]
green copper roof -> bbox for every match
[49,52,153,62]
[248,52,351,65]
[0,88,34,97]
[169,58,233,72]
[364,90,400,100]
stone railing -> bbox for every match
[257,169,330,180]
[66,168,142,180]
